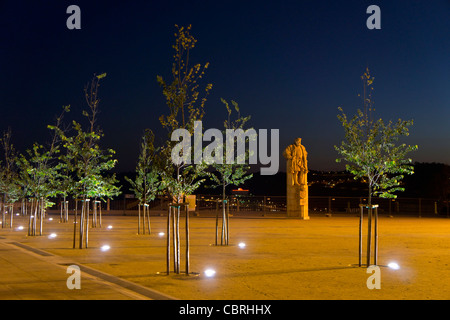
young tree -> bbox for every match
[208,99,253,246]
[334,68,418,265]
[0,129,21,229]
[58,73,120,248]
[335,69,418,204]
[16,106,68,236]
[125,129,160,234]
[157,24,212,275]
[157,24,212,203]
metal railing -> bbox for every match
[43,195,449,218]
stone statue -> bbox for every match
[283,138,309,219]
[283,137,308,186]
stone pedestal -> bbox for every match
[286,171,309,219]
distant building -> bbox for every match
[231,187,249,196]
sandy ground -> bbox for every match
[1,211,449,300]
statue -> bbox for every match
[283,138,309,219]
[283,137,308,187]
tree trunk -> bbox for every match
[39,199,43,236]
[374,206,378,265]
[166,206,171,275]
[92,199,96,228]
[173,205,177,273]
[138,203,141,234]
[33,199,37,236]
[176,206,181,274]
[359,204,363,267]
[1,195,4,229]
[146,204,151,234]
[73,199,77,249]
[221,183,228,245]
[215,200,219,246]
[28,199,34,236]
[65,197,69,222]
[9,205,13,229]
[367,189,372,266]
[99,201,102,228]
[226,200,230,245]
[85,200,89,248]
[143,203,146,234]
[185,204,190,275]
[79,198,85,249]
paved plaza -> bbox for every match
[0,211,449,300]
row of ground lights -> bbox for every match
[6,220,401,274]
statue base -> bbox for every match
[286,174,309,220]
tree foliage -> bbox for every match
[335,68,418,203]
[157,24,212,203]
[208,98,253,194]
[125,129,160,205]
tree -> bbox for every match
[125,129,160,234]
[208,98,253,246]
[48,106,73,223]
[0,129,21,229]
[157,24,212,275]
[16,107,68,236]
[335,68,418,204]
[157,24,212,204]
[58,73,120,248]
[334,68,418,266]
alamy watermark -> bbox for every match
[366,265,381,290]
[366,5,381,30]
[66,265,81,289]
[171,121,279,175]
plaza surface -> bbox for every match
[0,211,449,300]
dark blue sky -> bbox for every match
[1,0,449,173]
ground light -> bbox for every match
[388,262,400,270]
[158,232,165,237]
[107,225,113,229]
[48,217,53,221]
[48,233,57,239]
[238,242,246,249]
[101,245,111,252]
[17,226,24,231]
[204,269,216,277]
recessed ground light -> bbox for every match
[204,269,216,277]
[388,262,400,270]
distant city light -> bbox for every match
[101,245,111,252]
[17,226,24,230]
[204,269,216,277]
[48,217,53,221]
[388,262,400,270]
[15,213,20,216]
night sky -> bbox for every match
[1,0,449,173]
